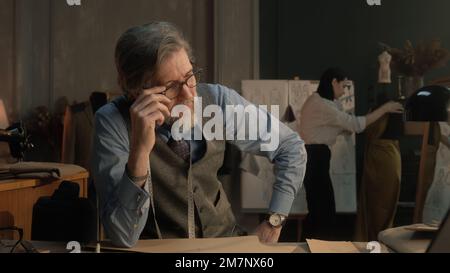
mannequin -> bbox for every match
[378,51,392,84]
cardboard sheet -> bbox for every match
[306,239,360,253]
[95,236,299,253]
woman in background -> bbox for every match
[300,67,403,240]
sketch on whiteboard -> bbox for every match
[241,80,289,115]
[289,81,318,130]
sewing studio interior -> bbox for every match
[0,0,449,256]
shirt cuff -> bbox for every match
[356,116,367,133]
[116,172,150,211]
[269,190,295,216]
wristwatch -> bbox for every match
[266,213,287,228]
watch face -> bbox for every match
[269,214,281,227]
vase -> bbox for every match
[403,76,424,98]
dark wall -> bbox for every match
[50,0,213,107]
[260,0,450,217]
[261,0,450,114]
[0,0,214,119]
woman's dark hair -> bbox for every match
[115,22,194,96]
[317,67,349,101]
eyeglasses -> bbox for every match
[156,69,202,100]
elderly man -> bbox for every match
[92,22,306,247]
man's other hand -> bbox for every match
[255,221,282,244]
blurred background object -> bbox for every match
[404,85,450,223]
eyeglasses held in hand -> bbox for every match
[143,69,202,100]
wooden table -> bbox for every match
[0,167,89,240]
[0,240,391,253]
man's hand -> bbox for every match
[127,87,171,184]
[255,221,282,244]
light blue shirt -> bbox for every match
[91,83,307,247]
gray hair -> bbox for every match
[115,22,194,95]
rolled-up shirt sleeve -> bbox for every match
[265,124,307,215]
[212,84,307,216]
[91,105,150,248]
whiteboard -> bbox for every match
[240,80,357,214]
